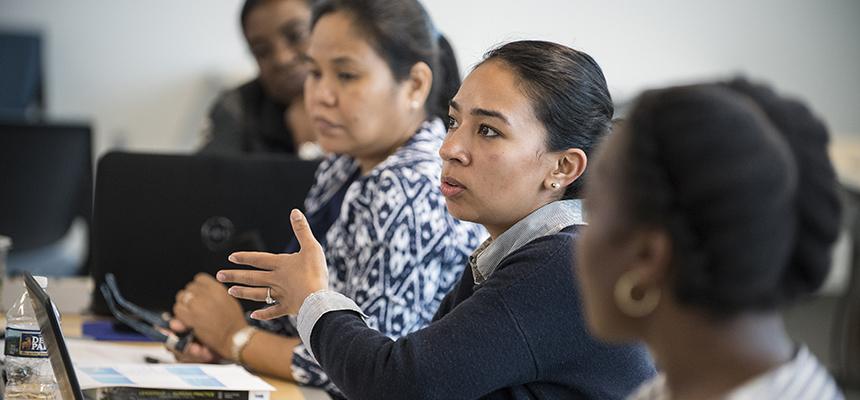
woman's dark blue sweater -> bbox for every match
[310,225,655,399]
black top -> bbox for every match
[310,225,656,400]
[199,78,296,155]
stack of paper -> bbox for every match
[67,339,274,400]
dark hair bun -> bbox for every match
[725,79,841,303]
[624,79,841,314]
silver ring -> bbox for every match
[265,287,276,305]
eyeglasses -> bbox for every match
[99,273,194,352]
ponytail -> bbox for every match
[430,34,461,121]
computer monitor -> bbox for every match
[24,273,85,400]
[0,31,44,119]
[0,121,92,253]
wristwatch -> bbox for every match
[230,326,258,364]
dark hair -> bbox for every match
[240,0,313,32]
[309,0,460,121]
[479,41,613,199]
[619,78,841,315]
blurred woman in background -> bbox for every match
[577,79,844,399]
[199,0,316,155]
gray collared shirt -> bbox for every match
[469,199,585,284]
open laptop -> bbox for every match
[24,273,85,400]
[90,152,319,315]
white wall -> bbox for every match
[425,0,860,134]
[0,0,255,153]
[1,0,859,155]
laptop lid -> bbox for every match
[90,152,319,315]
[24,273,85,400]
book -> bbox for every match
[84,387,262,400]
[75,364,274,400]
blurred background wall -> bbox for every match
[1,0,858,156]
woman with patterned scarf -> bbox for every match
[169,0,484,396]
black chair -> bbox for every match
[90,152,319,315]
[834,187,860,391]
[0,121,93,272]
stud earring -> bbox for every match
[410,100,420,110]
[550,182,560,189]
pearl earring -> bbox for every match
[551,182,560,189]
[410,100,420,110]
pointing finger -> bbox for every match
[290,209,320,252]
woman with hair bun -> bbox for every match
[577,79,845,399]
[218,40,655,399]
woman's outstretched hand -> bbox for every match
[217,209,328,319]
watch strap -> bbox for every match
[230,326,258,364]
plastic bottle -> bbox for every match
[4,276,58,400]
